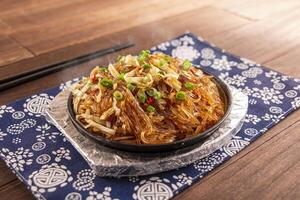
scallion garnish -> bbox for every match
[154,91,161,100]
[138,50,150,63]
[146,88,157,97]
[164,55,172,63]
[182,60,192,71]
[158,60,167,68]
[113,91,123,100]
[127,83,136,91]
[176,91,186,101]
[100,78,113,89]
[184,82,195,90]
[100,67,108,72]
[118,73,125,81]
[142,63,150,69]
[146,105,156,112]
[138,92,147,103]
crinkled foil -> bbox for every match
[45,88,248,177]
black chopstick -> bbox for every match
[0,42,134,92]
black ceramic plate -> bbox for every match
[68,70,232,152]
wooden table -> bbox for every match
[0,0,299,199]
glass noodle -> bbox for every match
[71,51,225,144]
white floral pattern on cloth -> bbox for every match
[240,57,259,67]
[261,113,285,123]
[12,111,25,119]
[171,173,193,190]
[36,123,59,142]
[133,177,173,200]
[291,97,300,109]
[52,147,71,162]
[7,119,37,135]
[265,70,290,83]
[201,48,216,60]
[269,106,283,114]
[193,152,228,174]
[251,87,284,105]
[244,114,261,125]
[0,33,299,200]
[0,129,7,141]
[32,141,46,151]
[28,163,73,193]
[223,136,250,156]
[12,137,21,144]
[198,46,214,66]
[0,147,33,172]
[129,176,139,183]
[32,190,46,200]
[210,55,237,71]
[172,45,200,61]
[248,98,257,105]
[36,154,51,165]
[155,35,200,61]
[253,80,262,85]
[0,105,15,118]
[87,187,119,200]
[285,90,298,98]
[244,128,259,137]
[65,192,82,200]
[241,67,263,78]
[219,72,247,87]
[23,93,54,117]
[72,169,96,191]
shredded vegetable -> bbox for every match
[71,52,225,144]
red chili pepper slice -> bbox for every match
[147,97,154,104]
[91,75,97,83]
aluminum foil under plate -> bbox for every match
[46,87,248,177]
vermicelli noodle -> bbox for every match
[71,51,225,144]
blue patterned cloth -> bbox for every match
[0,33,299,200]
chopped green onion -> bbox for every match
[183,60,192,71]
[127,83,136,91]
[138,50,150,63]
[158,60,167,68]
[139,50,150,56]
[138,92,147,103]
[154,91,161,100]
[100,67,108,72]
[118,73,125,81]
[164,55,172,63]
[142,63,150,69]
[184,82,195,90]
[146,88,161,99]
[146,105,156,112]
[100,78,113,89]
[146,88,157,97]
[176,91,186,101]
[138,56,146,63]
[113,91,123,100]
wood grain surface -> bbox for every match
[0,0,299,199]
